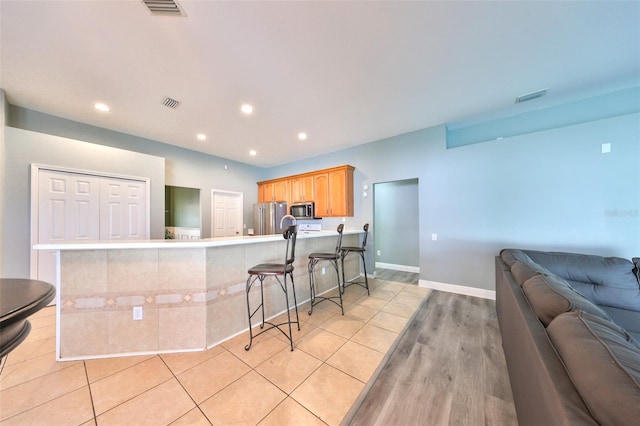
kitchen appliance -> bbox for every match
[290,201,317,219]
[253,202,288,235]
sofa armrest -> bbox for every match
[495,257,597,426]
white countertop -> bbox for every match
[34,229,362,250]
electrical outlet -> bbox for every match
[377,250,381,256]
[133,306,143,321]
[322,267,326,275]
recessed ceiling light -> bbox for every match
[94,102,111,112]
[249,150,257,156]
[298,132,308,141]
[196,133,207,141]
[241,104,254,115]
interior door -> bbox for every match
[100,178,147,239]
[38,170,100,287]
[212,191,243,237]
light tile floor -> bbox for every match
[0,278,430,426]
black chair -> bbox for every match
[245,225,299,351]
[340,223,370,295]
[308,224,345,315]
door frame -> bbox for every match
[29,163,151,279]
[211,189,244,237]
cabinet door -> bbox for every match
[291,175,314,202]
[328,169,347,216]
[259,182,274,202]
[273,179,290,203]
[313,173,329,216]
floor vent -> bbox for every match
[142,0,185,16]
[162,97,181,109]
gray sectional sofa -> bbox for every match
[495,249,640,425]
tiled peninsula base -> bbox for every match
[52,233,360,360]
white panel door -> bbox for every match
[38,170,100,286]
[99,178,147,240]
[212,191,243,237]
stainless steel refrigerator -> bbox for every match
[253,202,288,235]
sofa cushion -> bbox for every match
[522,274,610,326]
[510,260,550,286]
[600,305,640,341]
[500,248,535,267]
[523,250,640,312]
[547,311,640,425]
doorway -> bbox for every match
[373,178,420,283]
[165,185,201,239]
[211,190,244,237]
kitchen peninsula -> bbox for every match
[35,230,362,361]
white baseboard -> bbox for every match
[375,262,420,274]
[419,280,496,300]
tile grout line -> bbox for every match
[157,353,213,425]
[82,360,98,424]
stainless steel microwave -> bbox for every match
[290,202,316,219]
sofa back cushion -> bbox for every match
[547,311,640,425]
[510,260,550,286]
[500,248,534,267]
[522,274,610,326]
[523,250,640,311]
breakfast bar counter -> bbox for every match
[35,230,362,361]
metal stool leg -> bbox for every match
[308,259,318,315]
[245,274,267,351]
[332,259,344,315]
[341,249,370,295]
[360,251,370,295]
[308,257,344,315]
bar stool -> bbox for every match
[340,223,370,295]
[245,225,299,351]
[308,224,345,315]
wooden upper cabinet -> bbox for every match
[312,166,354,217]
[313,173,329,216]
[273,179,289,203]
[290,175,314,203]
[258,165,353,217]
[258,179,290,203]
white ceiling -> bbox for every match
[1,1,639,167]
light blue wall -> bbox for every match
[268,106,640,291]
[3,92,639,291]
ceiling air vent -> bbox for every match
[142,0,185,16]
[515,89,548,104]
[162,97,181,109]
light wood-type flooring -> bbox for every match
[343,290,518,425]
[374,268,420,285]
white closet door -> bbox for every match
[38,170,100,286]
[99,178,147,240]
